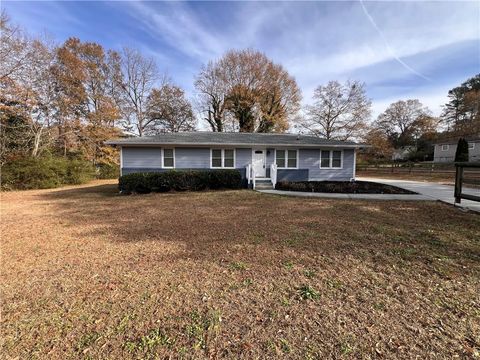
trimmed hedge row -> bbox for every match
[118,169,243,194]
[275,181,416,194]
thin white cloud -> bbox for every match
[124,2,226,62]
[5,0,478,125]
[359,0,430,81]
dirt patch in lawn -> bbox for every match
[1,180,479,359]
[275,181,416,194]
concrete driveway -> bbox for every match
[358,177,480,213]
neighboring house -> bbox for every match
[392,146,416,161]
[106,132,366,186]
[433,138,480,163]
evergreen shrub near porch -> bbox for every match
[118,169,243,194]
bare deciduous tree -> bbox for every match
[194,61,228,132]
[116,47,162,136]
[258,62,301,133]
[0,13,57,159]
[195,49,301,133]
[0,10,35,81]
[297,80,371,140]
[146,83,196,133]
[374,99,433,146]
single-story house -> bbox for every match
[433,138,480,163]
[106,132,366,188]
[391,146,416,161]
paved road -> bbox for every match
[358,177,480,213]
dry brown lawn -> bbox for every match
[1,180,480,359]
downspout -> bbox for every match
[352,148,356,181]
[119,146,123,177]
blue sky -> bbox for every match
[3,1,480,122]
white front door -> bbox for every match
[252,149,266,177]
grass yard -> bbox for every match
[1,180,480,359]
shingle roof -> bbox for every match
[434,137,480,145]
[106,132,365,148]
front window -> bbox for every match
[332,150,342,168]
[224,149,234,168]
[276,150,286,168]
[441,144,449,151]
[320,150,343,169]
[163,148,174,168]
[276,150,297,168]
[321,150,330,168]
[211,149,235,168]
[468,143,475,150]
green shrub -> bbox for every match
[66,159,96,184]
[118,170,243,194]
[97,163,120,179]
[1,156,95,190]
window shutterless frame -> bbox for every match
[319,150,343,169]
[441,144,449,151]
[162,148,175,168]
[274,149,299,169]
[210,148,236,169]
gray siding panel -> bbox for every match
[123,147,162,168]
[277,169,309,181]
[175,147,210,168]
[434,142,480,163]
[235,148,252,169]
[266,148,275,167]
[122,167,246,178]
[434,144,456,163]
[121,146,355,182]
[299,148,354,181]
[122,168,168,175]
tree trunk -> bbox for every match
[31,129,42,157]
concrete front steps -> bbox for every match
[254,179,274,190]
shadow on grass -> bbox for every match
[45,183,119,199]
[39,183,480,274]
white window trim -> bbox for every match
[441,144,449,151]
[210,148,236,169]
[162,148,175,168]
[274,149,299,169]
[468,143,475,150]
[320,149,343,169]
